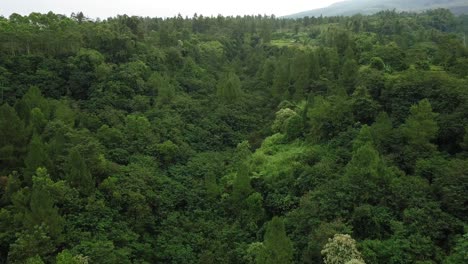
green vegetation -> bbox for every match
[286,0,468,18]
[0,8,467,264]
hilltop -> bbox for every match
[285,0,468,17]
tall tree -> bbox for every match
[351,86,380,124]
[24,168,64,239]
[148,73,175,105]
[400,99,439,171]
[231,163,253,208]
[341,58,359,94]
[290,51,310,100]
[66,148,94,195]
[401,99,439,148]
[204,171,219,199]
[24,134,49,185]
[15,86,49,125]
[217,71,242,102]
[0,104,25,170]
[256,217,294,264]
[29,107,47,134]
[272,57,291,99]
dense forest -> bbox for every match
[0,8,467,264]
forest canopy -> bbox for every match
[0,8,467,264]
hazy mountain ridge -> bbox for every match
[285,0,468,18]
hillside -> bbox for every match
[286,0,468,18]
[0,10,467,264]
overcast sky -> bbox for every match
[0,0,345,19]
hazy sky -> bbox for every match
[0,0,345,18]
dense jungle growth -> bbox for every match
[0,9,467,264]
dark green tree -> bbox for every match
[24,134,49,185]
[66,148,94,195]
[341,59,359,94]
[0,104,25,169]
[401,99,439,148]
[231,164,253,208]
[24,168,64,240]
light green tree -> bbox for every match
[401,99,439,148]
[217,71,242,102]
[25,255,45,264]
[256,217,294,264]
[30,107,47,134]
[148,73,175,104]
[56,250,89,264]
[15,86,49,125]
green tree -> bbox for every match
[24,168,64,239]
[462,126,468,150]
[205,171,219,198]
[344,142,394,205]
[257,217,294,264]
[148,73,176,105]
[1,172,21,204]
[231,164,253,208]
[309,52,321,81]
[8,227,55,264]
[353,125,374,151]
[272,57,291,99]
[56,250,89,264]
[25,255,45,264]
[444,233,468,264]
[351,86,380,124]
[15,86,49,125]
[373,43,408,71]
[433,159,468,221]
[30,107,47,134]
[124,114,156,154]
[400,99,439,171]
[68,49,105,99]
[244,192,265,229]
[401,99,439,147]
[261,58,277,87]
[370,112,394,153]
[217,71,242,102]
[290,51,310,100]
[66,148,94,195]
[24,134,49,185]
[0,104,25,169]
[341,59,359,94]
[302,221,353,264]
[369,57,385,71]
[260,20,272,43]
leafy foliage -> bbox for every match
[0,9,466,264]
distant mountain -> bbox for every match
[285,0,468,18]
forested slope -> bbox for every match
[285,0,468,18]
[0,9,467,264]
